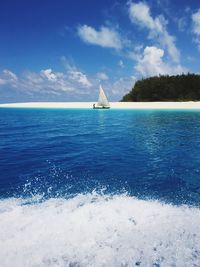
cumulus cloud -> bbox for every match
[77,25,122,49]
[135,46,186,77]
[0,67,136,101]
[68,70,92,87]
[192,9,200,51]
[61,58,92,88]
[0,64,92,97]
[129,2,180,63]
[40,69,57,81]
[3,69,18,81]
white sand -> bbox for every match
[1,101,200,109]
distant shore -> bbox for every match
[1,102,200,109]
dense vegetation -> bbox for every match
[121,74,200,102]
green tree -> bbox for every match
[121,74,200,102]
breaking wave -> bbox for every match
[0,193,200,267]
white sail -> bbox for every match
[97,85,110,107]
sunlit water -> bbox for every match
[0,108,200,266]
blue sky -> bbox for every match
[0,0,200,103]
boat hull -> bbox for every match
[93,106,110,109]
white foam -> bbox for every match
[0,193,200,267]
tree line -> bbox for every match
[121,74,200,102]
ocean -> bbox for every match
[0,108,200,266]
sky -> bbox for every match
[0,0,200,103]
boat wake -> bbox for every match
[0,193,200,267]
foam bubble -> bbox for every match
[0,193,200,267]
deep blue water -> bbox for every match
[1,108,200,205]
[1,108,200,266]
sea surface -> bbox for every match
[0,108,200,267]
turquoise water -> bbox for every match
[0,108,200,266]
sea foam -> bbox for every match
[0,193,200,267]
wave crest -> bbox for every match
[0,193,200,267]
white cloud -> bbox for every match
[135,46,186,77]
[110,76,136,96]
[128,44,144,61]
[129,2,180,63]
[129,2,156,30]
[0,65,92,96]
[0,69,18,88]
[77,25,122,49]
[21,70,73,93]
[192,10,200,35]
[96,72,109,80]
[118,60,124,68]
[40,69,57,81]
[0,66,152,101]
[192,9,200,51]
[61,58,92,88]
[3,70,18,81]
[68,70,92,87]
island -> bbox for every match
[121,74,200,102]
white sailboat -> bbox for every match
[93,85,110,109]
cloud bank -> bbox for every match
[0,63,131,102]
[0,63,93,102]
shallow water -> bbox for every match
[0,108,200,266]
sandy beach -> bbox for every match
[1,101,200,109]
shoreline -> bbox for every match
[1,101,200,109]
